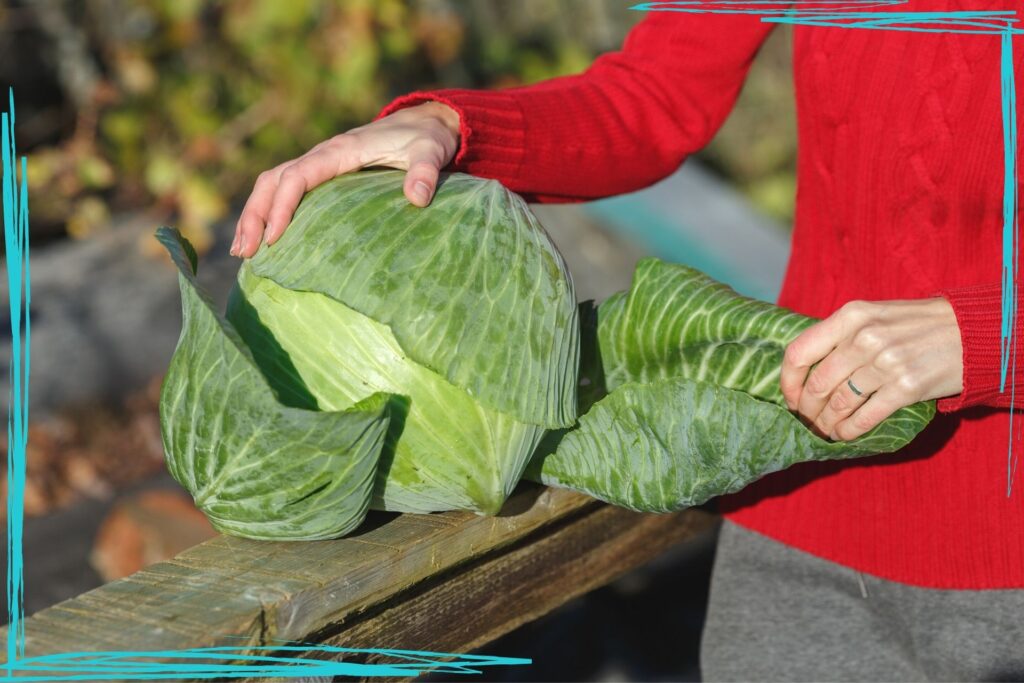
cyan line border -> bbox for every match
[5,0,1022,677]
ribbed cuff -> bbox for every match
[934,283,1010,413]
[377,89,527,181]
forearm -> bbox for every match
[378,11,777,203]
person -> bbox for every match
[230,6,1024,681]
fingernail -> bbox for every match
[239,234,249,256]
[265,223,274,244]
[413,181,430,204]
[230,233,240,255]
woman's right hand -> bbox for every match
[230,100,461,258]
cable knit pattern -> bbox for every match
[379,2,1024,588]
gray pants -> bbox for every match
[701,521,1024,682]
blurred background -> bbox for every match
[0,1,796,680]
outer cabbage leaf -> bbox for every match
[598,258,815,402]
[529,377,936,512]
[228,265,544,515]
[247,170,578,429]
[528,258,936,511]
[157,227,391,540]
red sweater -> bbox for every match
[380,2,1024,589]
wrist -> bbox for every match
[933,283,1005,412]
[414,101,461,147]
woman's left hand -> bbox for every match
[780,297,964,441]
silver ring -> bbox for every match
[847,378,864,396]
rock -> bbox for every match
[89,488,217,582]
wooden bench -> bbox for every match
[4,484,716,679]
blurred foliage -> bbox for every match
[11,0,635,250]
[6,0,796,251]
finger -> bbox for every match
[815,367,883,439]
[796,341,870,435]
[262,148,354,249]
[780,320,844,411]
[234,211,267,258]
[233,168,285,257]
[831,383,906,441]
[403,143,444,207]
[780,301,869,410]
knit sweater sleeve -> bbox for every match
[936,282,1024,412]
[376,11,776,203]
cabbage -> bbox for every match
[158,170,579,540]
[159,170,934,542]
[525,259,936,512]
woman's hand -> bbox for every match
[780,297,963,441]
[230,101,461,258]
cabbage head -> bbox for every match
[159,169,937,542]
[158,170,579,540]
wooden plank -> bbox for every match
[6,483,716,681]
[4,485,609,657]
[302,505,717,681]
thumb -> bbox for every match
[403,153,443,207]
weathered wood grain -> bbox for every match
[306,504,716,681]
[2,484,715,679]
[4,486,587,656]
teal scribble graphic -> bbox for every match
[4,1,1022,677]
[636,0,1023,494]
[3,87,29,673]
[1000,27,1020,493]
[3,645,530,681]
[1,90,530,679]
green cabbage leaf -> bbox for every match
[526,258,936,512]
[156,227,391,540]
